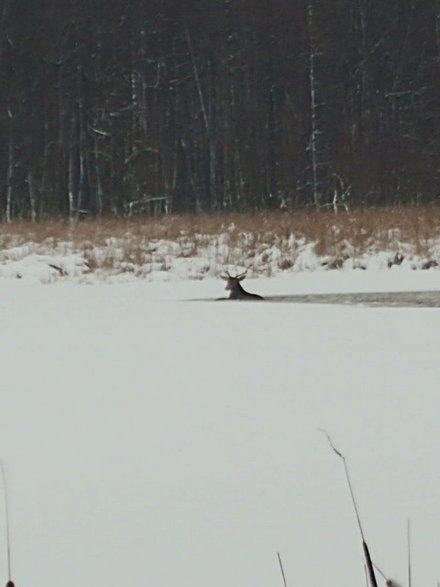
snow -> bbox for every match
[0,228,439,285]
[0,266,439,587]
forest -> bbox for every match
[0,0,439,219]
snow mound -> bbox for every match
[0,230,438,283]
[0,253,89,283]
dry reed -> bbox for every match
[1,206,440,275]
[1,206,439,248]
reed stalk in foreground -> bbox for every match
[277,551,288,587]
[322,431,407,587]
[407,519,412,587]
[1,461,15,587]
[321,430,378,587]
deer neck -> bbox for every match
[229,282,248,299]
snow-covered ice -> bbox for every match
[0,270,439,587]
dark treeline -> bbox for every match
[0,0,439,219]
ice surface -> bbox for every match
[0,273,439,587]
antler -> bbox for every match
[220,269,247,279]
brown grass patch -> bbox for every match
[1,206,440,274]
[1,206,439,245]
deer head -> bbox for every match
[219,271,264,300]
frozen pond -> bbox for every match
[199,290,440,307]
[0,272,439,587]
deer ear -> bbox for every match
[220,274,228,280]
[238,275,246,281]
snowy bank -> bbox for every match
[0,230,439,284]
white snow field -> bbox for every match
[0,270,440,587]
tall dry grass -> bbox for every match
[1,206,439,244]
[1,206,440,273]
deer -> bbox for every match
[218,270,264,300]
